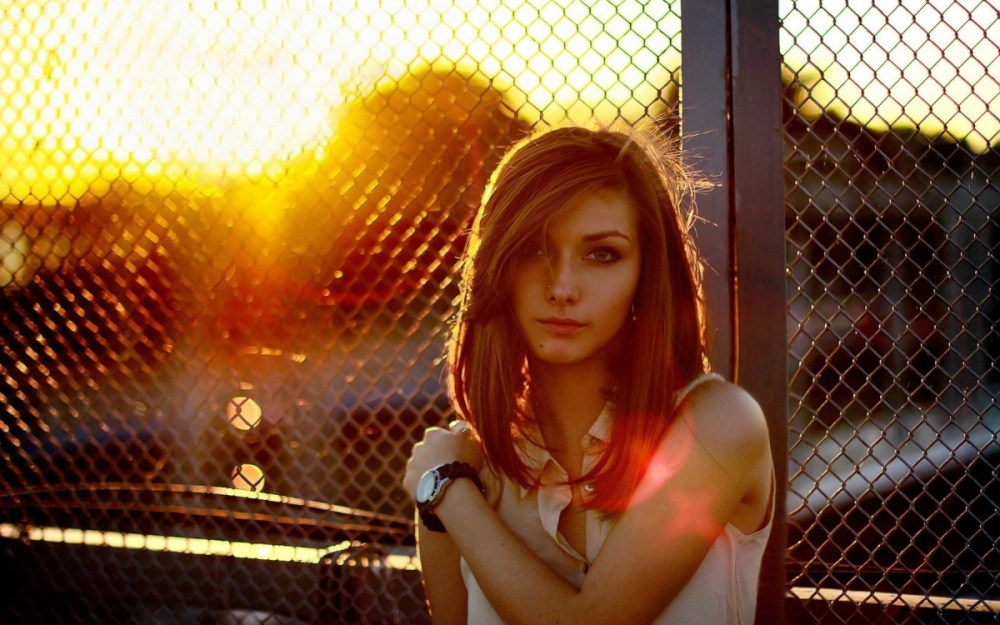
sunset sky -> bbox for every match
[0,0,996,204]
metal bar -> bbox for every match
[728,1,788,623]
[680,0,734,379]
[682,2,787,621]
[788,587,1000,614]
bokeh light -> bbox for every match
[227,396,263,431]
[232,463,265,492]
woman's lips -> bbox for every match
[537,318,586,335]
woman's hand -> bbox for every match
[403,421,483,501]
[406,422,481,625]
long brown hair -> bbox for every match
[448,126,708,513]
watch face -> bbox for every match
[415,469,439,504]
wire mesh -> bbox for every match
[0,2,681,622]
[782,1,999,623]
[4,1,996,622]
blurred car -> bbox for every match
[783,99,1000,622]
[786,413,1000,615]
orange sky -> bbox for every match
[0,0,995,206]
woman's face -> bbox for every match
[511,189,641,369]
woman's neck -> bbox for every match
[530,359,609,463]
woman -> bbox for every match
[403,126,773,625]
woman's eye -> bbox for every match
[522,244,545,257]
[586,247,621,263]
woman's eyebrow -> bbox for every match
[582,230,632,243]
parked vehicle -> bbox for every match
[783,101,1000,621]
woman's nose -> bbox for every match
[546,261,578,303]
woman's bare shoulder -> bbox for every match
[674,379,771,476]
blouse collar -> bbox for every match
[514,402,614,497]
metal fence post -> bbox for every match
[680,0,733,381]
[730,1,787,623]
[682,1,787,623]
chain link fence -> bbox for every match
[782,1,999,623]
[0,2,681,622]
[2,1,997,623]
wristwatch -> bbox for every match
[415,461,484,533]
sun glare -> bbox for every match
[1,0,361,204]
[2,0,995,206]
[0,0,682,205]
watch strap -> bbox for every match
[417,461,484,533]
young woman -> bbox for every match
[403,126,773,625]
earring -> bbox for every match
[630,302,637,321]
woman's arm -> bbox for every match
[404,381,772,625]
[411,424,483,625]
[417,517,468,625]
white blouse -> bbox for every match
[459,374,773,624]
